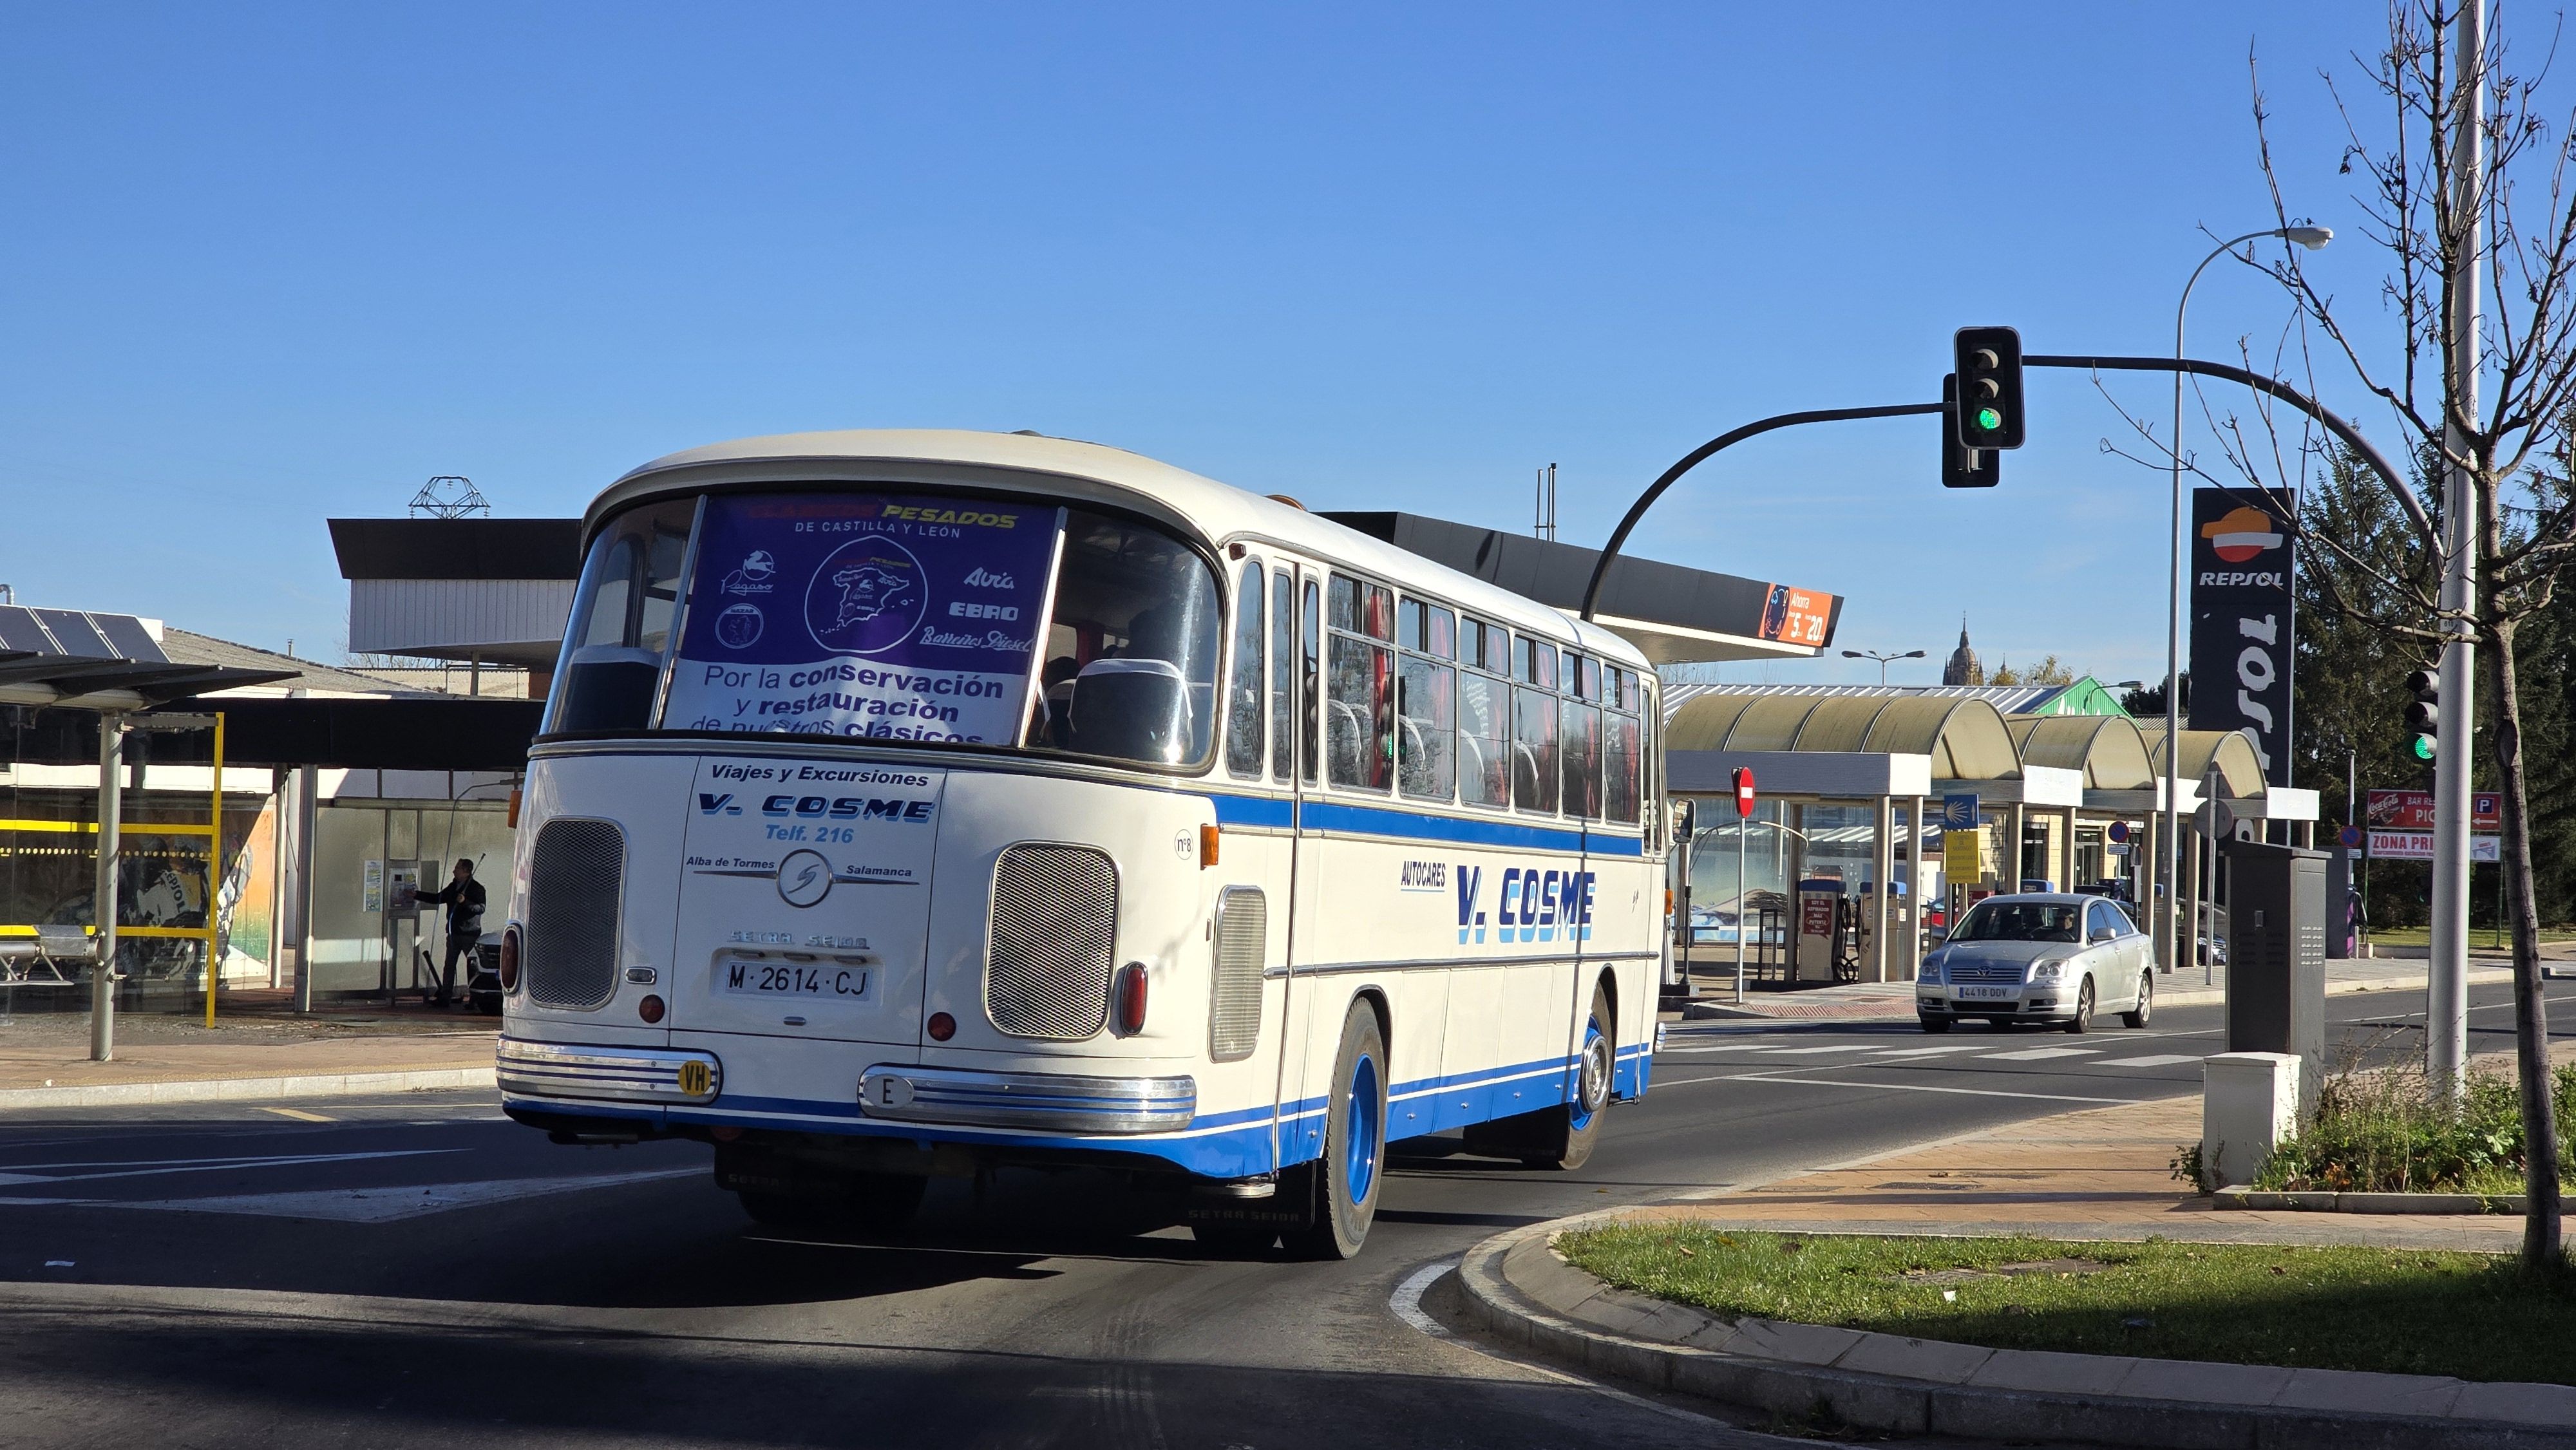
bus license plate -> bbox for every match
[723,961,870,1001]
[1955,985,2014,1001]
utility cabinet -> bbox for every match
[2222,838,2327,1113]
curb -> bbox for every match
[0,1066,497,1110]
[2214,1186,2526,1215]
[1451,1212,2576,1449]
[1678,966,2518,1025]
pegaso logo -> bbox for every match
[776,848,833,908]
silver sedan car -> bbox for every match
[1915,893,2155,1033]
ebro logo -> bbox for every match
[748,794,936,822]
[2199,506,2287,585]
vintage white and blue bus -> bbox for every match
[495,430,1667,1257]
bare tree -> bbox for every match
[2248,0,2573,1268]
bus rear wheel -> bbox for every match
[1461,982,1613,1171]
[1283,1003,1388,1261]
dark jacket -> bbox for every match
[421,877,488,937]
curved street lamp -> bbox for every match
[2157,225,2331,975]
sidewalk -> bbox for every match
[1448,1040,2576,1447]
[1677,948,2550,1022]
[0,998,497,1108]
[1641,1033,2574,1249]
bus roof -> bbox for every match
[592,428,1653,672]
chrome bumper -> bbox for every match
[498,1037,723,1105]
[859,1065,1195,1134]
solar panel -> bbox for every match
[0,607,57,654]
[30,609,112,659]
[88,614,167,663]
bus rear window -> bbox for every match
[554,489,1223,769]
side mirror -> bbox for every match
[1672,798,1697,847]
[2090,926,2116,943]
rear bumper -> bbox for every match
[497,1037,723,1104]
[859,1064,1196,1135]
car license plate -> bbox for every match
[1955,984,2014,1001]
[721,959,870,1001]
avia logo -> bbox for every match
[961,566,1016,588]
[2201,506,2284,564]
[698,793,744,816]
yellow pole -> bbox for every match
[205,713,223,1028]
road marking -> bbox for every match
[1654,1068,2132,1105]
[258,1107,334,1123]
[1388,1256,1458,1339]
[53,1166,703,1223]
[1723,1071,2133,1104]
[1977,1047,2099,1061]
[1757,1044,1882,1055]
[2092,1053,2201,1068]
[1868,1044,1987,1057]
[0,1149,454,1189]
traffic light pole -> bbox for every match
[1578,350,2434,997]
[1577,355,2430,625]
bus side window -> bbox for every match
[1560,690,1602,819]
[1325,573,1392,791]
[1605,688,1642,825]
[1226,561,1265,780]
[1269,569,1294,781]
[1510,634,1560,814]
[1301,578,1320,786]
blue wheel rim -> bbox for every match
[1569,1013,1609,1131]
[1345,1053,1381,1204]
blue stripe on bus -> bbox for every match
[1206,791,1643,856]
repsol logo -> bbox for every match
[2198,570,2286,588]
[699,792,938,822]
[1452,863,1597,945]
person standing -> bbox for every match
[412,859,487,1008]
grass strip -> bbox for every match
[1557,1226,2576,1384]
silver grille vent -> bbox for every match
[1208,887,1266,1062]
[523,818,625,1009]
[986,843,1117,1040]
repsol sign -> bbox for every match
[2187,487,2295,786]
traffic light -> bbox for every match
[1942,375,2000,487]
[1953,326,2026,450]
[2404,668,2439,762]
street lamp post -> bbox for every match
[1841,647,1927,686]
[2160,225,2331,976]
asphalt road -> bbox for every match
[0,977,2565,1449]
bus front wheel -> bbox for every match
[1284,1003,1388,1261]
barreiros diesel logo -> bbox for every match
[776,848,834,908]
[2199,505,2286,584]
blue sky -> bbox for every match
[0,3,2419,683]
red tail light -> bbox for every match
[1113,963,1148,1035]
[498,927,521,993]
[925,1012,956,1042]
[638,993,665,1024]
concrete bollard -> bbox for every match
[2201,1051,2301,1189]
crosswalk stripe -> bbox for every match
[1760,1044,1884,1055]
[1978,1047,2099,1061]
[2092,1053,2201,1068]
[1868,1044,1987,1057]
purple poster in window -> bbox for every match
[665,493,1062,743]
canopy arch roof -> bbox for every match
[1663,692,2022,782]
[2009,713,2156,791]
[2139,725,2269,797]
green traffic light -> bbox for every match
[1976,406,2003,432]
[2412,735,2436,760]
